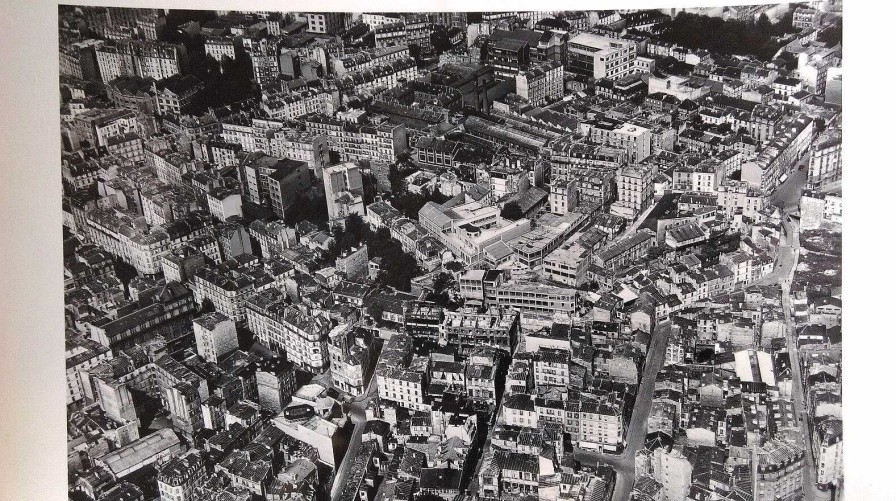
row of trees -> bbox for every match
[658,11,797,60]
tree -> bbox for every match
[367,301,385,325]
[500,202,524,221]
[362,172,379,205]
[445,261,464,273]
[427,272,456,307]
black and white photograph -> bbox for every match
[4,1,881,499]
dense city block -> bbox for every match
[61,5,843,501]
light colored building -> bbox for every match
[515,61,564,105]
[567,33,637,80]
[651,447,692,501]
[192,312,238,363]
[243,37,280,87]
[261,88,340,121]
[543,237,590,287]
[245,289,330,373]
[615,163,655,215]
[305,12,350,35]
[419,198,531,266]
[549,179,578,215]
[322,162,366,224]
[328,325,373,397]
[96,39,183,83]
[814,418,843,487]
[305,115,407,164]
[753,441,805,501]
[65,337,112,406]
[204,35,236,62]
[206,188,242,222]
[97,428,184,479]
[581,116,652,162]
[740,114,814,195]
[248,220,297,260]
[807,128,841,186]
[593,229,654,271]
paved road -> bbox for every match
[777,218,830,501]
[329,376,378,500]
[768,160,809,211]
[574,320,672,501]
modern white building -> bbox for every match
[567,33,637,80]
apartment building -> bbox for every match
[245,289,330,373]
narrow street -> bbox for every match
[574,320,672,501]
[778,218,829,501]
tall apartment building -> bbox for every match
[192,259,286,323]
[741,114,814,195]
[305,115,408,164]
[157,450,208,501]
[240,153,310,219]
[261,88,340,121]
[82,6,159,39]
[753,441,805,501]
[248,220,297,259]
[716,181,765,219]
[192,312,238,364]
[404,14,433,54]
[305,12,351,35]
[581,116,652,162]
[501,385,632,452]
[204,36,236,62]
[547,136,627,179]
[374,23,408,48]
[256,357,298,413]
[650,447,693,501]
[328,325,374,397]
[322,162,366,224]
[221,116,284,155]
[86,282,196,352]
[543,238,590,287]
[615,163,655,215]
[65,337,113,406]
[807,127,842,187]
[376,333,430,412]
[80,208,213,276]
[242,37,280,87]
[269,129,329,178]
[515,61,564,106]
[60,39,104,81]
[361,13,403,29]
[568,33,637,80]
[489,280,578,317]
[245,289,330,373]
[331,45,410,76]
[335,56,418,96]
[96,40,184,83]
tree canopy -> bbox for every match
[658,11,797,60]
[500,201,524,221]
